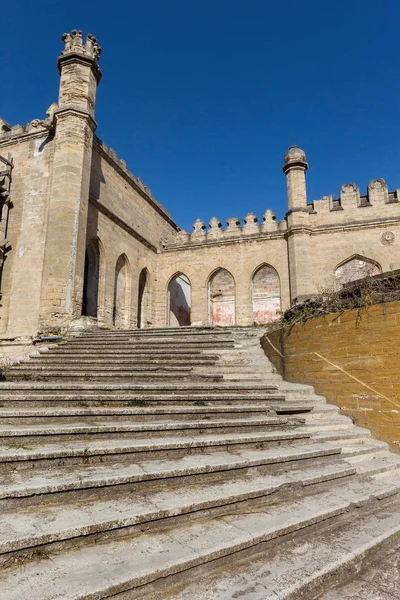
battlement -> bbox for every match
[309,178,399,219]
[60,30,101,63]
[93,137,172,219]
[166,209,287,248]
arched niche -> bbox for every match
[113,254,130,328]
[82,238,101,318]
[335,255,381,288]
[137,268,151,329]
[168,273,191,327]
[208,268,235,326]
[252,264,281,324]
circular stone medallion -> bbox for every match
[381,231,395,245]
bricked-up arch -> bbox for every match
[335,255,382,288]
[137,268,150,329]
[168,273,191,327]
[252,264,281,324]
[208,268,235,326]
[113,254,130,328]
[82,238,101,318]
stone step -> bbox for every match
[0,442,343,500]
[0,459,357,555]
[0,415,304,440]
[5,370,226,382]
[1,479,399,600]
[0,429,313,468]
[28,356,222,365]
[163,494,400,600]
[60,340,236,349]
[0,404,315,423]
[0,381,279,390]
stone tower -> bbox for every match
[39,30,102,329]
[283,146,313,301]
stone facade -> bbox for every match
[1,30,400,353]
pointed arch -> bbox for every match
[252,263,281,324]
[113,254,131,328]
[168,272,191,327]
[138,268,151,328]
[335,254,382,288]
[208,268,235,326]
[82,237,102,318]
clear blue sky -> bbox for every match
[2,1,399,230]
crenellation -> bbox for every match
[167,210,286,248]
[368,178,389,204]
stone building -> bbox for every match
[1,30,399,357]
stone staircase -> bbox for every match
[0,326,399,599]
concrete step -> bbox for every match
[1,479,399,600]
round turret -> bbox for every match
[283,145,307,165]
[282,145,308,174]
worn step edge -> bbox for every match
[1,487,397,600]
[0,462,358,555]
[0,430,312,463]
[0,416,301,437]
[0,443,342,499]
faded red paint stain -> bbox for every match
[211,302,235,326]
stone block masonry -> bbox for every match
[263,300,400,451]
[0,28,400,353]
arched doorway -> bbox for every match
[168,273,191,327]
[137,268,150,329]
[252,264,281,324]
[335,256,381,289]
[113,254,130,328]
[209,268,235,326]
[82,239,100,318]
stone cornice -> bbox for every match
[162,231,286,253]
[308,217,400,235]
[57,53,102,83]
[54,107,97,131]
[0,128,52,148]
[89,196,158,253]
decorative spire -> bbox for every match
[61,30,101,63]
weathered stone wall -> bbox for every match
[309,225,400,293]
[0,130,54,337]
[155,235,289,327]
[262,301,400,452]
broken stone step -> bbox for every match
[164,497,400,600]
[0,382,278,391]
[0,460,358,555]
[0,443,343,500]
[0,430,312,467]
[1,481,399,600]
[0,416,304,439]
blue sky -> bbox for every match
[2,1,399,230]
